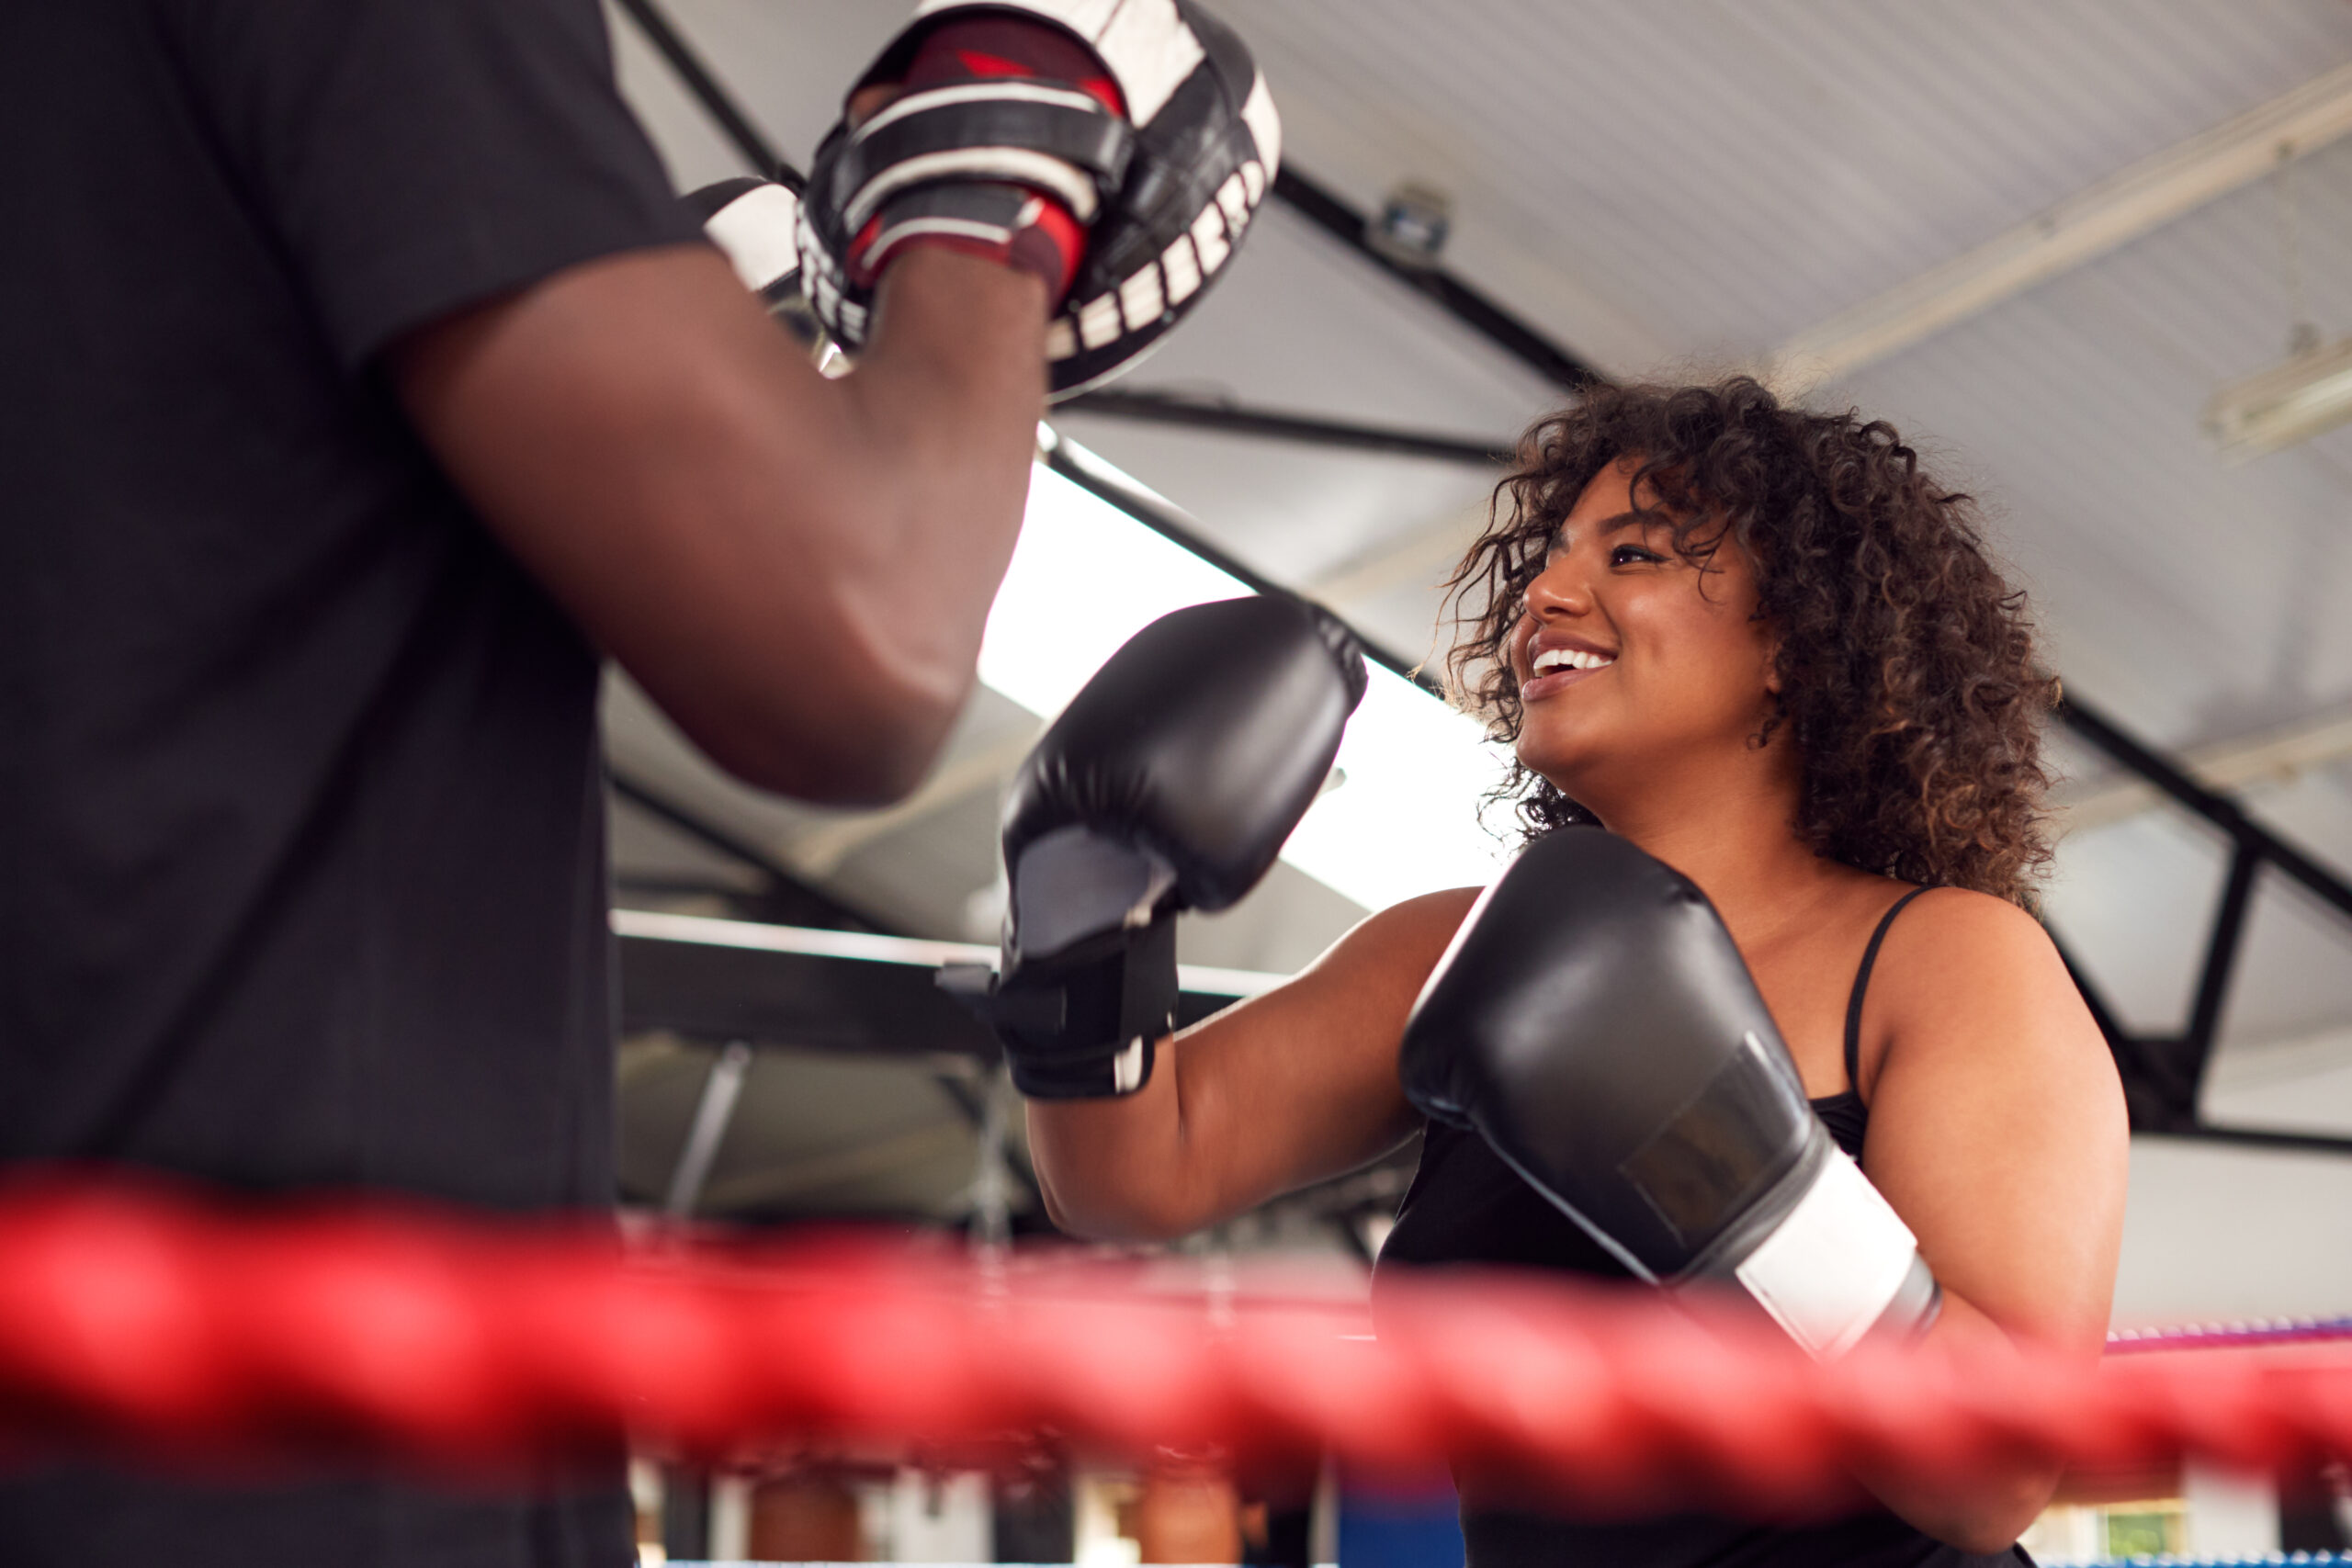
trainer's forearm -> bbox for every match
[819,246,1050,728]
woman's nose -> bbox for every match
[1524,555,1593,619]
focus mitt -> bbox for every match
[797,0,1280,399]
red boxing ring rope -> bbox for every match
[4,1179,2351,1520]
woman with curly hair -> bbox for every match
[1024,378,2128,1564]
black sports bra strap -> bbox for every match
[1843,886,1931,1099]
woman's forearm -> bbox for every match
[1848,1290,2075,1553]
[1023,1035,1199,1241]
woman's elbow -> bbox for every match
[1038,1185,1203,1246]
[1898,1463,2061,1557]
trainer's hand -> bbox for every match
[797,0,1281,398]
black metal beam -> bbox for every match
[1058,388,1513,467]
[2058,694,2352,925]
[607,768,882,932]
[618,924,1258,1055]
[1039,431,1446,697]
[2184,841,2262,1073]
[610,0,792,183]
[1271,168,1606,393]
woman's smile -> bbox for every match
[1520,627,1619,702]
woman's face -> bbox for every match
[1509,458,1782,800]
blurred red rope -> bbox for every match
[2,1178,2349,1517]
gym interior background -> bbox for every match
[591,3,2352,1562]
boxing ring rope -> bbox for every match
[2109,1319,2352,1356]
[6,1179,2352,1525]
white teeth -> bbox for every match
[1532,646,1615,674]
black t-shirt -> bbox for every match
[0,2,698,1562]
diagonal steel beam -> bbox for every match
[1772,61,2352,394]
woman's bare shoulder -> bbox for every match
[1891,885,2052,953]
[1319,886,1485,965]
[1276,886,1486,1009]
[1871,886,2106,1077]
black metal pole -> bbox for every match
[610,0,797,185]
[2059,694,2352,925]
[1039,432,1444,696]
[1059,388,1513,467]
[1271,169,1605,394]
[2184,841,2263,1071]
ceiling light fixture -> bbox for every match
[978,442,1513,911]
[2203,143,2352,464]
[2200,334,2352,463]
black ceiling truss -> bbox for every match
[616,0,2352,1156]
[2050,699,2352,1154]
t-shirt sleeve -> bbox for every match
[164,0,705,370]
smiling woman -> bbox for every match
[1019,375,2126,1567]
[1446,375,2061,903]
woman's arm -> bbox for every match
[1850,888,2130,1552]
[1027,887,1480,1242]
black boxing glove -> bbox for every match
[1399,829,1940,1359]
[797,0,1280,399]
[947,597,1365,1098]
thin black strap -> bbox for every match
[1844,886,1931,1098]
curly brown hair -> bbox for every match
[1442,377,2057,905]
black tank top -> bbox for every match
[1375,887,2034,1567]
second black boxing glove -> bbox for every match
[949,595,1365,1098]
[1399,829,1939,1359]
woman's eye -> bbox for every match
[1611,544,1663,566]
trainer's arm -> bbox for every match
[1028,887,1478,1242]
[390,242,1047,806]
[1851,891,2129,1553]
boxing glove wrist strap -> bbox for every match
[1716,1145,1940,1359]
[942,918,1178,1099]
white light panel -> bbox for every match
[978,453,1514,912]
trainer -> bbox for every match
[0,0,1272,1562]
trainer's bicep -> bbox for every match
[1863,898,2127,1355]
[1175,887,1481,1214]
[391,243,847,643]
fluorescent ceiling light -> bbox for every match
[2202,335,2352,463]
[978,445,1514,912]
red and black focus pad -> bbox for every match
[796,0,1280,399]
[845,17,1125,298]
